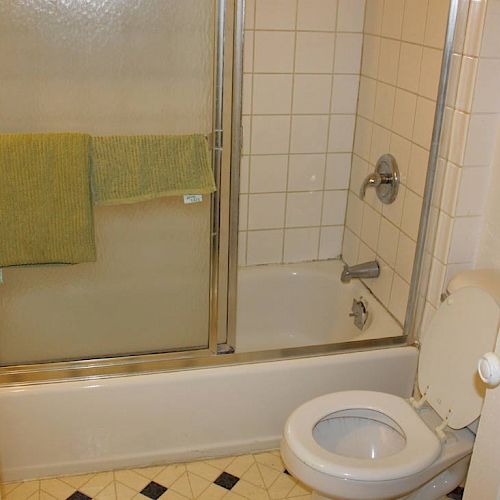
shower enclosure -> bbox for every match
[0,0,462,385]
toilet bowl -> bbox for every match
[281,271,500,500]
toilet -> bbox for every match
[281,271,500,500]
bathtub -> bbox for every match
[0,347,417,482]
[236,260,403,352]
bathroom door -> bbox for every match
[0,0,217,365]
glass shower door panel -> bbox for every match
[0,0,215,365]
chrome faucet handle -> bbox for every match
[360,172,382,199]
[359,154,400,204]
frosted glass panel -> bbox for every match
[0,0,215,365]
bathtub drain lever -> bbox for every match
[350,297,369,331]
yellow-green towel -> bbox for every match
[0,133,96,267]
[91,134,216,206]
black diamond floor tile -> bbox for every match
[66,492,92,500]
[214,471,240,490]
[140,481,168,499]
[284,469,290,475]
[447,486,464,499]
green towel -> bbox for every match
[91,134,216,206]
[0,133,96,267]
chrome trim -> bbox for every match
[226,0,245,348]
[0,336,408,387]
[404,0,460,341]
[209,0,228,352]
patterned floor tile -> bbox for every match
[0,450,313,500]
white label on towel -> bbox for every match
[0,269,3,284]
[183,194,203,204]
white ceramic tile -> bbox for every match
[243,74,253,115]
[480,0,500,57]
[243,31,254,74]
[448,110,469,166]
[296,0,338,31]
[251,115,291,154]
[253,74,293,115]
[357,76,377,119]
[383,185,406,227]
[254,31,295,73]
[361,34,381,78]
[427,257,446,308]
[440,161,461,216]
[419,47,443,101]
[377,38,401,85]
[367,258,394,307]
[389,273,410,324]
[358,239,376,263]
[337,0,366,33]
[433,210,453,263]
[245,0,256,29]
[249,155,289,193]
[238,231,247,265]
[295,32,336,73]
[248,193,286,229]
[322,190,348,226]
[424,0,449,49]
[402,0,429,44]
[255,0,297,30]
[328,114,356,152]
[392,89,417,140]
[288,154,326,191]
[364,0,384,35]
[407,144,429,197]
[325,153,351,190]
[401,189,423,241]
[334,33,363,74]
[293,74,332,114]
[349,154,368,193]
[389,134,411,185]
[290,115,330,154]
[240,156,250,193]
[242,115,251,155]
[247,230,284,265]
[345,192,364,235]
[286,191,323,227]
[381,0,405,39]
[456,56,478,113]
[342,227,360,264]
[373,82,395,129]
[395,231,416,283]
[397,42,423,93]
[319,226,344,259]
[284,228,320,262]
[361,203,382,250]
[239,194,248,230]
[331,75,360,114]
[369,124,391,166]
[376,217,399,267]
[353,116,373,160]
[412,97,436,150]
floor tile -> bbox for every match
[140,481,167,499]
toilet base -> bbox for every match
[310,456,469,500]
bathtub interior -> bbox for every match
[235,260,403,353]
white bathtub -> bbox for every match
[0,347,418,482]
[236,260,402,352]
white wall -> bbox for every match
[477,127,500,268]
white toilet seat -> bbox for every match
[284,390,442,482]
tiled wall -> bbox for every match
[238,0,365,266]
[420,0,500,330]
[342,0,450,324]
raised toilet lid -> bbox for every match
[418,286,500,429]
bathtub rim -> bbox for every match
[0,335,409,387]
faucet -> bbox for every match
[341,261,380,283]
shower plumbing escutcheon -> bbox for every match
[360,153,400,204]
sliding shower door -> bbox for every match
[0,0,217,365]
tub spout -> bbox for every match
[341,261,380,283]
